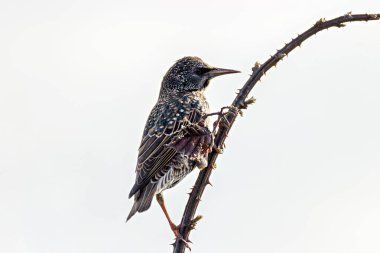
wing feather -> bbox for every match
[129,95,210,198]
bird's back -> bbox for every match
[127,91,210,220]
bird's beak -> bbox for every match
[206,67,240,78]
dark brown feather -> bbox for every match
[129,99,208,198]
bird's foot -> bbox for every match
[170,223,192,250]
[213,144,224,154]
[170,216,202,249]
[195,156,208,170]
[204,106,234,119]
[206,106,237,133]
[218,106,240,128]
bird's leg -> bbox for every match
[204,104,248,157]
[156,193,191,249]
[202,106,233,155]
[156,193,179,235]
[203,106,232,118]
[204,106,236,134]
[209,106,238,156]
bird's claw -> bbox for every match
[170,215,202,249]
[207,106,238,133]
[213,144,224,154]
[219,116,231,128]
[171,224,192,250]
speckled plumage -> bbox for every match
[127,56,239,221]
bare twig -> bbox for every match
[173,13,379,253]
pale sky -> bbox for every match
[1,1,380,253]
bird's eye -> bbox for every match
[194,67,210,76]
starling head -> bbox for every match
[161,56,240,93]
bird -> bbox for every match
[127,56,239,239]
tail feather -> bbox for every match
[126,183,157,221]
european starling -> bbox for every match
[127,56,239,238]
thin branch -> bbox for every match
[173,13,380,253]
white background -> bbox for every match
[1,1,380,252]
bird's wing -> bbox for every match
[129,99,208,198]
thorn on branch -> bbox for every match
[276,53,286,60]
[345,11,353,17]
[252,62,261,72]
[314,18,326,26]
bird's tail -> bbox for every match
[126,183,157,221]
